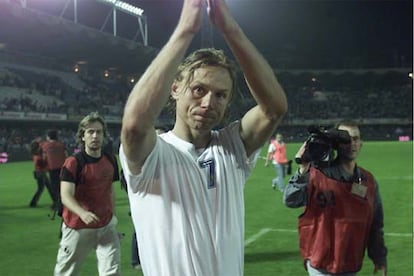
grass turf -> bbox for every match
[0,141,412,275]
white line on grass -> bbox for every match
[245,228,272,246]
[379,176,413,180]
[245,228,412,246]
[386,232,412,237]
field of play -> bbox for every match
[0,141,412,275]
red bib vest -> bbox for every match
[62,154,116,229]
[299,167,375,273]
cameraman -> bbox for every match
[283,120,387,276]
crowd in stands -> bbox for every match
[277,70,412,122]
[0,64,132,117]
[0,62,412,161]
[0,64,412,121]
[0,68,66,113]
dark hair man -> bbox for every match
[54,112,121,275]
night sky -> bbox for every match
[127,0,413,69]
[18,0,414,69]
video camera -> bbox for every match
[295,125,351,165]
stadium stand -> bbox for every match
[0,1,412,162]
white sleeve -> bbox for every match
[221,121,260,172]
[118,139,160,193]
[267,143,274,153]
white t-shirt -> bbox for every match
[267,140,287,165]
[119,121,259,276]
[267,142,276,165]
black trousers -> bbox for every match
[30,171,52,206]
[48,168,62,209]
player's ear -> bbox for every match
[171,81,180,100]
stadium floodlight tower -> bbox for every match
[56,0,148,46]
[96,0,147,46]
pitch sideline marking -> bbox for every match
[379,176,413,180]
[245,228,272,246]
[245,228,412,246]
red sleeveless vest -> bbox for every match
[298,167,375,273]
[62,155,115,229]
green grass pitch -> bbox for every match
[0,141,412,275]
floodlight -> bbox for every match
[73,65,80,73]
[97,0,144,17]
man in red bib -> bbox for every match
[54,112,121,275]
[41,129,67,210]
[284,120,387,276]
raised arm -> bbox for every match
[207,0,288,156]
[283,141,310,207]
[121,0,204,174]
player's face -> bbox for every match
[276,134,283,142]
[337,125,362,161]
[173,66,232,132]
[82,121,104,151]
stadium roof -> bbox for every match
[0,0,412,73]
[0,1,158,75]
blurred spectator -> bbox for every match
[40,129,67,211]
[29,140,54,207]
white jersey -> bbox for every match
[119,121,259,276]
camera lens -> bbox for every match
[308,140,331,161]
